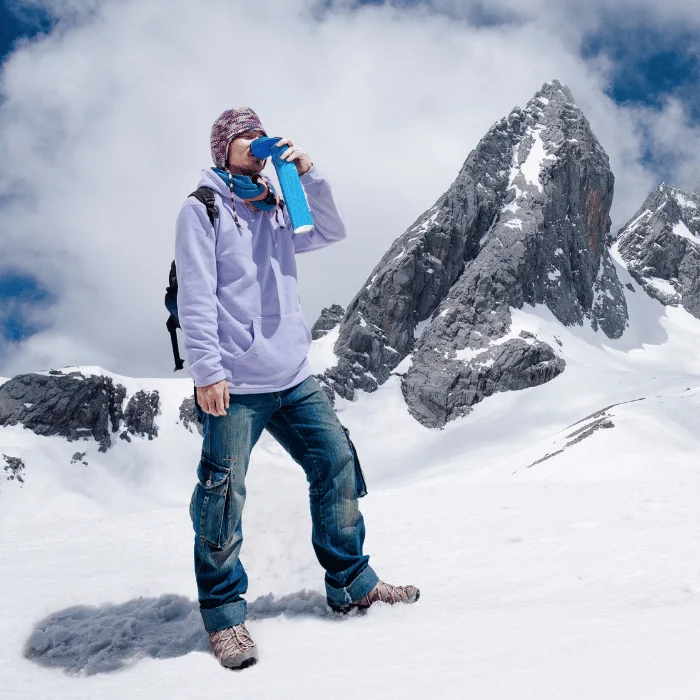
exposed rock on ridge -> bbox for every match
[616,183,700,316]
[0,370,160,451]
[316,79,628,427]
[311,304,345,340]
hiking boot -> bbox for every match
[209,623,258,670]
[330,580,420,613]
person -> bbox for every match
[174,107,419,671]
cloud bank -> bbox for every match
[1,0,699,379]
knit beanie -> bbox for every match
[210,107,267,169]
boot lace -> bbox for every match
[210,624,255,661]
[370,581,409,603]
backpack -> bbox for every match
[165,186,218,371]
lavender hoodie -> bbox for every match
[174,164,347,393]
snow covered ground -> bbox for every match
[3,252,700,698]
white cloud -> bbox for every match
[0,0,697,380]
[631,96,700,192]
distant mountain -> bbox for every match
[616,183,700,315]
[315,79,627,427]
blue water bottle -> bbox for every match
[250,136,315,234]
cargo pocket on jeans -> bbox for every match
[342,425,368,498]
[193,454,233,548]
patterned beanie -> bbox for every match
[210,107,267,169]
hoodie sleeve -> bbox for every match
[286,165,348,254]
[174,201,227,388]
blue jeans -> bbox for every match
[190,374,379,632]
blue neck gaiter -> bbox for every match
[211,167,278,212]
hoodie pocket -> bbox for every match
[232,310,312,385]
[192,455,233,548]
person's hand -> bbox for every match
[275,137,313,176]
[196,379,229,416]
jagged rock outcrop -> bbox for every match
[3,454,25,484]
[0,370,161,451]
[178,395,203,436]
[0,371,127,452]
[315,79,627,427]
[616,184,700,315]
[121,389,160,441]
[311,304,345,339]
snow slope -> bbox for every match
[3,250,700,699]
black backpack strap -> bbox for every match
[189,186,218,228]
[166,315,185,371]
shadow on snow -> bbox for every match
[23,589,351,675]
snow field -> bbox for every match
[4,252,700,697]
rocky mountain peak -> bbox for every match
[531,79,576,106]
[616,183,700,313]
[315,78,628,428]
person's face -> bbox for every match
[226,128,267,176]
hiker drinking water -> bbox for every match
[173,107,419,670]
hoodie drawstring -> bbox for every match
[218,170,285,244]
[224,175,244,234]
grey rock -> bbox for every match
[402,338,565,427]
[179,396,203,436]
[527,449,565,468]
[563,397,645,431]
[616,183,700,316]
[312,374,338,405]
[0,370,127,453]
[527,399,638,469]
[122,389,160,440]
[3,454,25,484]
[314,78,627,427]
[525,399,648,469]
[311,304,345,340]
[525,415,614,468]
[565,416,614,445]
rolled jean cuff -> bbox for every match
[200,599,247,633]
[325,565,379,607]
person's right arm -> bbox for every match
[174,202,228,389]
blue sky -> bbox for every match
[0,1,53,58]
[1,0,699,375]
[581,20,700,143]
[1,1,55,344]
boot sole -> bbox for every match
[220,649,258,670]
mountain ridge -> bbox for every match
[616,182,700,316]
[315,78,628,427]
